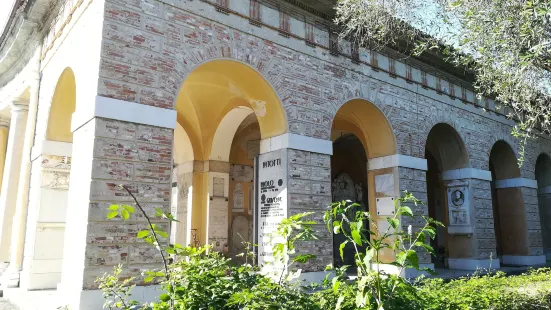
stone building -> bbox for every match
[0,0,549,308]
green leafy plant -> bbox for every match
[269,212,318,284]
[323,191,444,310]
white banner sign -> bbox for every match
[257,149,288,274]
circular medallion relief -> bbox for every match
[451,190,465,207]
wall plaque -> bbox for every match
[446,181,473,235]
[257,148,287,274]
[233,183,245,212]
[208,197,229,252]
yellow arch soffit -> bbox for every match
[174,60,287,160]
[333,99,396,159]
[46,68,76,143]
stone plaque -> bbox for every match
[213,177,225,197]
[257,149,287,274]
[208,197,229,252]
[231,215,249,250]
[233,183,245,213]
[231,165,254,182]
[446,182,473,235]
[375,173,394,196]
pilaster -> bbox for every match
[19,140,72,290]
[59,115,173,309]
[0,101,29,263]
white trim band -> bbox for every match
[539,186,551,194]
[442,168,492,181]
[368,154,427,171]
[501,255,546,266]
[260,133,333,155]
[71,96,177,131]
[31,140,73,161]
[494,178,538,189]
[447,258,500,271]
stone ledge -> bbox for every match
[442,168,492,181]
[260,133,332,155]
[494,178,538,189]
[368,154,427,171]
[502,255,546,266]
[71,96,177,132]
[447,258,500,271]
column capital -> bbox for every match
[9,99,29,112]
[260,133,332,155]
[0,118,9,128]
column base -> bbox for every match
[501,255,546,266]
[294,271,334,285]
[58,284,162,310]
[447,258,500,271]
[371,263,434,278]
[0,267,20,289]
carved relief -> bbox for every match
[446,180,472,235]
[41,155,72,189]
[232,183,245,212]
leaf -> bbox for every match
[293,254,316,263]
[415,242,436,256]
[396,251,407,265]
[108,204,120,211]
[122,205,135,213]
[406,249,419,269]
[156,230,169,239]
[398,206,413,217]
[120,209,130,221]
[137,230,150,239]
[364,248,375,266]
[351,229,363,246]
[144,276,154,283]
[387,218,399,230]
[339,241,348,260]
[159,294,170,302]
[332,276,340,294]
[107,211,119,219]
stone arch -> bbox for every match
[535,153,551,259]
[20,67,76,290]
[174,59,288,161]
[46,68,76,142]
[490,140,521,180]
[489,139,529,261]
[331,98,397,159]
[425,123,470,171]
[424,123,470,268]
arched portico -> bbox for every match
[535,153,551,260]
[424,123,471,269]
[19,68,76,290]
[490,140,545,265]
[331,98,402,267]
[171,59,287,257]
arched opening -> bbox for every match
[331,99,396,268]
[172,60,286,256]
[489,140,526,263]
[21,68,76,290]
[425,123,469,268]
[535,154,551,260]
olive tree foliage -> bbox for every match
[336,0,551,164]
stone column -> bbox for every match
[441,168,499,270]
[494,177,545,265]
[18,141,72,290]
[0,120,10,192]
[6,80,40,288]
[0,101,28,263]
[205,161,230,254]
[368,154,433,277]
[58,97,175,309]
[538,186,551,260]
[258,134,333,283]
[170,162,193,247]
